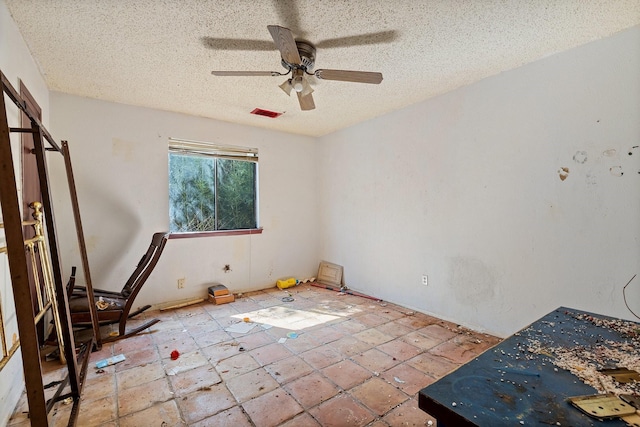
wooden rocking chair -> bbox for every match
[67,232,169,342]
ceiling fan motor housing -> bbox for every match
[281,41,316,71]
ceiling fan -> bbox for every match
[211,25,384,111]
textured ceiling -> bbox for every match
[5,0,640,137]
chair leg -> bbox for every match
[127,304,152,319]
[100,318,161,344]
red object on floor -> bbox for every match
[170,350,180,360]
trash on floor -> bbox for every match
[282,296,294,302]
[286,332,298,339]
[311,261,383,301]
[225,322,256,334]
[170,350,180,360]
[208,283,236,305]
[45,348,60,362]
[277,277,297,289]
[158,298,205,311]
[278,337,287,344]
[95,353,125,369]
[209,283,229,296]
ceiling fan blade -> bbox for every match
[316,30,398,49]
[211,71,283,76]
[297,92,315,111]
[267,25,302,65]
[314,69,383,84]
[201,37,275,51]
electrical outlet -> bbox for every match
[177,278,185,289]
[422,275,428,286]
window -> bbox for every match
[168,138,258,233]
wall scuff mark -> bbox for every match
[112,138,135,162]
[573,151,588,164]
[449,257,496,307]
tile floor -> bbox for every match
[9,284,500,426]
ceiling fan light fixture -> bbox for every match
[300,78,314,97]
[292,69,305,92]
[279,79,293,96]
[293,77,304,92]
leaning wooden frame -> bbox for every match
[0,68,96,426]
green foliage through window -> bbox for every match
[169,153,257,232]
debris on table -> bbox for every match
[568,393,636,420]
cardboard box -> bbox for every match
[208,293,235,305]
[208,284,229,297]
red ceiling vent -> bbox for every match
[250,108,282,118]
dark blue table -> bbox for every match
[418,307,639,426]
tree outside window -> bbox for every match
[168,140,257,233]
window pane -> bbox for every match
[169,153,216,232]
[216,159,257,230]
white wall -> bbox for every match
[0,0,51,422]
[48,94,320,308]
[318,26,640,337]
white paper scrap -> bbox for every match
[278,338,287,344]
[225,322,256,334]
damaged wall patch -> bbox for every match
[610,166,623,177]
[558,167,569,181]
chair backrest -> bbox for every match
[66,266,77,295]
[121,232,169,297]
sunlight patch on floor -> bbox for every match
[232,306,343,330]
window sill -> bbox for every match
[168,228,263,239]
